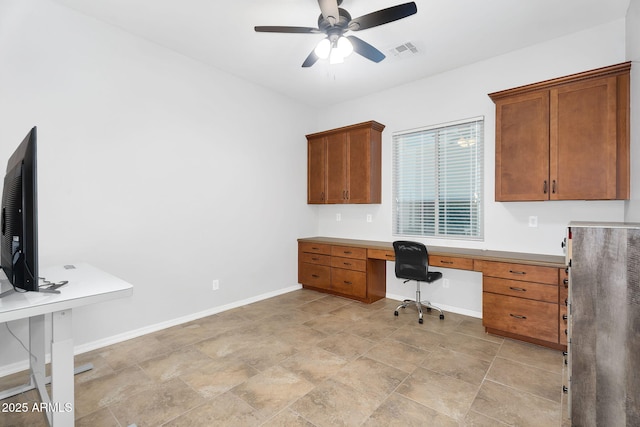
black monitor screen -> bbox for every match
[1,127,38,292]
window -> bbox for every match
[393,117,484,239]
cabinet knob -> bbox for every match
[563,386,568,393]
[562,314,568,320]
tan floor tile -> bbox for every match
[487,357,563,402]
[463,409,511,426]
[497,339,564,373]
[2,289,568,427]
[316,331,375,360]
[471,380,562,426]
[262,408,316,426]
[96,334,169,370]
[163,392,264,427]
[396,366,479,420]
[439,332,501,362]
[279,346,348,384]
[231,365,314,418]
[333,356,409,399]
[364,339,430,373]
[291,378,382,426]
[110,378,205,426]
[363,392,458,427]
[390,325,446,352]
[180,358,259,399]
[421,347,492,386]
[74,365,155,418]
[139,346,213,382]
[75,407,120,427]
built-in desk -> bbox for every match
[298,237,567,350]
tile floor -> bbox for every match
[1,289,571,426]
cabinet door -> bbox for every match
[346,127,381,203]
[326,132,348,203]
[307,136,326,204]
[495,90,550,201]
[550,76,617,200]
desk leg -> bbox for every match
[29,315,49,406]
[50,309,74,426]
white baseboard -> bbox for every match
[0,284,302,378]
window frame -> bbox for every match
[392,117,484,241]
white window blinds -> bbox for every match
[393,117,484,239]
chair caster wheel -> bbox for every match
[439,314,445,320]
[419,318,423,324]
[394,311,399,316]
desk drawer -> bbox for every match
[300,252,331,266]
[299,242,332,255]
[430,255,474,271]
[484,276,558,303]
[331,268,366,298]
[477,260,558,284]
[331,246,367,259]
[483,292,558,343]
[331,257,366,272]
[299,263,331,289]
[368,248,395,261]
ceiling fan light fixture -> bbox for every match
[336,36,353,57]
[314,38,331,59]
[329,47,345,64]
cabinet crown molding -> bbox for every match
[306,120,385,138]
[488,61,631,101]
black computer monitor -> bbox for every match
[1,127,39,293]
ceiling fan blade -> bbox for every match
[347,36,385,63]
[317,0,340,26]
[254,26,320,34]
[302,50,320,68]
[348,2,417,31]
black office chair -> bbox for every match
[393,241,445,323]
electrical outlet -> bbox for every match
[366,214,372,223]
[528,216,538,227]
[212,280,219,290]
[443,279,450,288]
[336,213,341,222]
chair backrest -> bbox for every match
[393,240,430,281]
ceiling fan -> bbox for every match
[254,0,417,67]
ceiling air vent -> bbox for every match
[388,42,419,58]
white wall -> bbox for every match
[311,20,628,316]
[625,0,640,221]
[0,0,317,372]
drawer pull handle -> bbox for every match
[343,263,352,266]
[440,260,454,264]
[311,274,320,278]
[509,314,527,320]
[563,278,569,286]
[343,251,352,254]
[386,254,394,257]
[562,314,568,320]
[509,286,526,292]
[344,281,352,285]
[311,257,320,261]
[312,247,320,250]
[509,270,526,275]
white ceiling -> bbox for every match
[51,0,630,108]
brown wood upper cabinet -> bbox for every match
[307,121,385,204]
[490,62,630,201]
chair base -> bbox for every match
[393,282,444,323]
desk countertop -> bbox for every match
[298,236,566,268]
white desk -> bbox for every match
[0,263,133,426]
